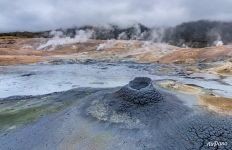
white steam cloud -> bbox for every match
[208,29,224,47]
[150,28,165,43]
[214,40,224,47]
[37,30,93,50]
[97,40,120,51]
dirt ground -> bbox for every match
[1,37,232,65]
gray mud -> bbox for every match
[157,114,232,150]
[0,77,231,150]
[0,63,232,150]
[116,77,163,105]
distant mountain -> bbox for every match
[0,31,51,38]
[170,20,232,47]
[1,20,232,48]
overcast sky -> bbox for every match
[1,0,232,32]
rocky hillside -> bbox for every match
[1,20,232,48]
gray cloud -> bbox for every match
[0,0,232,32]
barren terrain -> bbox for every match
[1,37,232,65]
[0,37,232,150]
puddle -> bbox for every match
[0,63,232,99]
[0,63,153,98]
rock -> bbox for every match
[116,77,163,105]
[20,73,36,77]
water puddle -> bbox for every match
[0,63,232,99]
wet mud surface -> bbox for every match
[0,63,232,150]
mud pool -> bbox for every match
[1,63,232,98]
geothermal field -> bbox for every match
[0,30,232,150]
[2,0,232,148]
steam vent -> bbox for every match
[117,77,163,105]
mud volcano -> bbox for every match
[116,77,163,105]
[86,76,190,128]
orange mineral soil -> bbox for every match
[1,37,232,65]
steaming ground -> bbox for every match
[0,35,232,65]
[37,30,93,50]
[0,37,232,149]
